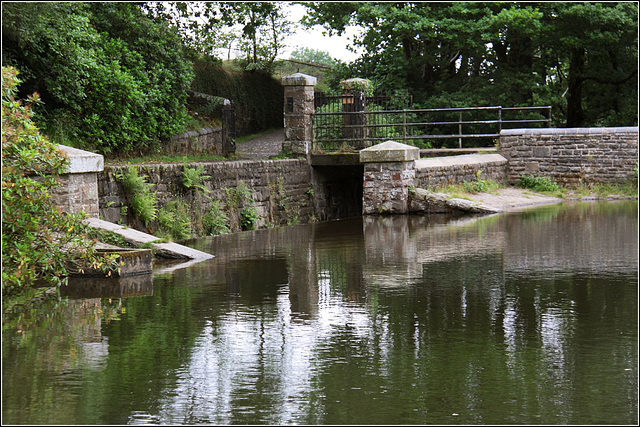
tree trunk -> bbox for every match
[566,47,586,127]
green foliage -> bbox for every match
[290,47,336,66]
[1,66,119,295]
[225,181,259,231]
[2,2,194,154]
[157,200,193,242]
[182,164,211,194]
[240,206,260,231]
[462,171,501,193]
[303,2,638,128]
[190,58,283,137]
[115,167,157,227]
[144,2,294,72]
[203,200,230,236]
[518,174,561,193]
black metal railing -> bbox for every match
[312,100,552,152]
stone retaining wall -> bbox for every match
[98,159,315,231]
[499,127,638,185]
[415,154,508,189]
[166,127,223,156]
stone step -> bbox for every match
[84,217,214,261]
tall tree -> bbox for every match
[302,1,638,127]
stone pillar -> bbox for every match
[359,141,419,215]
[340,78,371,147]
[52,145,104,217]
[222,98,236,155]
[282,73,317,156]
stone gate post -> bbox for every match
[360,141,419,214]
[52,145,104,217]
[282,73,316,156]
[341,78,371,147]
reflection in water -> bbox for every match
[2,202,638,425]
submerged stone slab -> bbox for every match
[409,187,502,214]
[359,141,420,163]
[84,217,214,260]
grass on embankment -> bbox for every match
[106,153,234,166]
[435,173,638,200]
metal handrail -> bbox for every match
[312,104,552,150]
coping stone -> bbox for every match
[58,145,104,174]
[415,153,507,170]
[500,127,639,136]
[359,140,420,163]
[281,73,317,86]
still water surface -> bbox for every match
[2,202,638,424]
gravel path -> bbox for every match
[236,128,284,159]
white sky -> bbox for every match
[280,3,364,63]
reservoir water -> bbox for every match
[2,201,638,424]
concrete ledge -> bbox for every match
[360,140,420,163]
[500,127,639,136]
[58,145,104,173]
[415,153,507,170]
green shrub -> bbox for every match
[203,200,230,235]
[157,200,192,241]
[462,171,501,193]
[115,166,157,227]
[2,66,119,296]
[182,163,210,194]
[240,206,259,231]
[190,58,283,137]
[2,2,193,154]
[518,174,561,193]
[225,181,260,231]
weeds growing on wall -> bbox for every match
[115,166,158,227]
[203,200,230,235]
[518,174,561,193]
[157,199,193,241]
[462,170,501,193]
[225,181,259,231]
[182,163,211,194]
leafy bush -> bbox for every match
[115,167,157,227]
[2,2,193,154]
[225,181,260,231]
[157,200,193,242]
[203,200,230,235]
[518,174,561,193]
[2,66,119,296]
[190,58,283,137]
[182,164,211,194]
[462,171,501,193]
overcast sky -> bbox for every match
[281,3,364,63]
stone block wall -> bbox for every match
[98,159,315,231]
[415,154,508,189]
[54,172,100,217]
[499,127,638,185]
[166,127,223,156]
[363,162,415,214]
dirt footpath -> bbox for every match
[463,187,563,212]
[236,128,284,159]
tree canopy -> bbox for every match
[2,2,193,154]
[303,2,638,127]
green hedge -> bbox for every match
[190,58,283,137]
